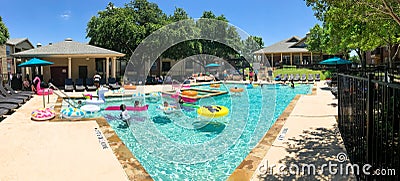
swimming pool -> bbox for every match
[64,83,311,180]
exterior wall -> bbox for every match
[0,45,6,75]
[41,57,96,82]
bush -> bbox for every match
[323,71,332,79]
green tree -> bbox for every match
[0,16,10,45]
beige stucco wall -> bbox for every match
[41,57,96,81]
[0,45,6,74]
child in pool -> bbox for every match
[120,104,130,122]
[163,101,177,108]
[77,100,82,108]
[134,100,140,107]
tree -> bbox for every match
[0,16,10,45]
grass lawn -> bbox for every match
[273,68,329,80]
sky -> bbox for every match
[1,0,319,47]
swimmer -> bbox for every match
[134,100,140,107]
[120,104,130,122]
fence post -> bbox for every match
[366,73,374,171]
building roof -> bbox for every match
[253,36,309,54]
[13,38,125,58]
[6,38,30,46]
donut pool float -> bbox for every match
[31,108,56,121]
[197,105,229,118]
[61,107,85,119]
[181,90,198,97]
[230,87,244,93]
[210,84,220,88]
[146,92,161,103]
[81,105,101,114]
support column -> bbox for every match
[68,57,72,79]
[280,53,283,63]
[311,52,313,64]
[300,52,303,64]
[13,58,17,74]
[271,53,274,67]
[105,57,110,82]
[290,52,293,66]
[111,57,116,78]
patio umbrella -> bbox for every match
[319,57,352,65]
[205,63,221,68]
[18,58,54,67]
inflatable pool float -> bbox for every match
[105,105,149,112]
[81,104,101,114]
[197,105,229,118]
[33,77,53,95]
[146,92,161,103]
[181,97,197,103]
[230,87,244,93]
[157,105,178,114]
[61,107,85,119]
[85,99,105,105]
[83,94,92,99]
[124,84,137,90]
[210,84,220,88]
[31,108,56,121]
[182,90,198,97]
[182,84,191,89]
[132,92,146,98]
[181,103,200,108]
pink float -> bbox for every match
[181,97,197,103]
[33,77,53,95]
[105,105,149,112]
[31,108,56,121]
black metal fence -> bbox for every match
[338,73,399,180]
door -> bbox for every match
[79,66,88,80]
[50,66,67,87]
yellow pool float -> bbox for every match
[197,105,229,118]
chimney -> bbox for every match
[49,42,52,45]
[36,43,42,48]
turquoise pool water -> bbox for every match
[65,83,311,180]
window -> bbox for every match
[95,58,104,73]
[6,46,11,56]
[151,62,157,70]
[162,62,171,72]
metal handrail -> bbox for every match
[48,83,78,108]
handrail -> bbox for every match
[48,83,78,108]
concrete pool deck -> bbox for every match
[0,95,129,180]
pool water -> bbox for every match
[64,83,311,180]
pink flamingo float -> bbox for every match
[33,77,53,95]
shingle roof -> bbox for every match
[253,36,309,54]
[13,38,125,57]
[6,38,30,45]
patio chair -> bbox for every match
[0,83,29,102]
[85,78,97,91]
[315,73,321,81]
[293,74,300,81]
[108,78,121,90]
[308,74,314,82]
[274,74,281,81]
[281,74,288,82]
[64,79,74,92]
[300,74,307,82]
[100,78,107,87]
[288,74,294,81]
[75,78,85,92]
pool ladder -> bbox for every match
[48,83,79,108]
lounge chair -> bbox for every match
[0,108,10,118]
[64,79,74,92]
[308,74,314,83]
[293,74,300,81]
[274,74,281,81]
[0,94,24,105]
[281,74,288,82]
[100,78,107,87]
[4,84,34,96]
[288,74,294,81]
[85,78,97,91]
[108,78,121,90]
[0,83,29,102]
[75,79,85,92]
[300,74,307,82]
[315,74,321,81]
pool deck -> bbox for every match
[0,95,129,180]
[229,81,355,180]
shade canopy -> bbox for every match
[18,58,54,67]
[205,63,221,68]
[319,57,352,65]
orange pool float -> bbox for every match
[124,85,137,90]
[230,87,244,93]
[181,90,198,97]
[210,84,220,88]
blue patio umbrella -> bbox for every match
[319,57,352,65]
[205,63,221,68]
[18,58,54,67]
